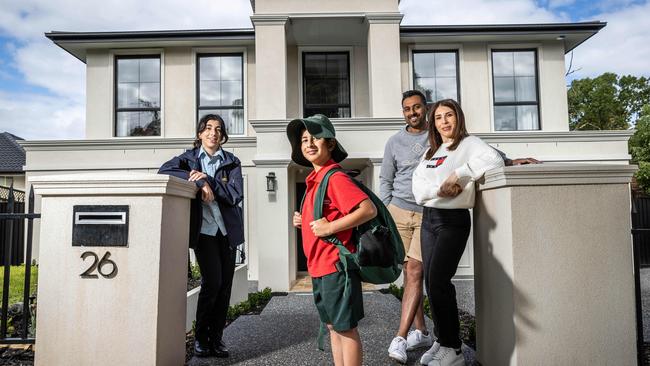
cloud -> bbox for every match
[0,0,253,139]
[568,1,650,78]
[0,90,84,140]
[399,0,564,25]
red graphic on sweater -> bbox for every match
[426,156,447,168]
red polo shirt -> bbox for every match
[301,160,369,278]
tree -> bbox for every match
[568,73,650,130]
[630,105,650,195]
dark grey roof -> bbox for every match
[0,132,26,173]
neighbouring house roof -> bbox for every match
[0,132,26,173]
[46,21,605,62]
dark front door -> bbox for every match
[296,182,308,272]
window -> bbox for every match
[197,54,244,135]
[491,50,540,131]
[412,50,459,103]
[302,52,350,118]
[115,55,161,136]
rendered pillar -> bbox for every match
[32,173,196,366]
[366,13,403,119]
[473,164,637,365]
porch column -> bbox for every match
[473,164,637,365]
[252,160,294,291]
[31,173,196,366]
[251,15,288,119]
[366,13,403,119]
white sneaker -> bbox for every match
[406,329,433,350]
[388,336,408,364]
[419,341,441,365]
[428,345,465,366]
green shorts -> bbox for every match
[312,269,364,332]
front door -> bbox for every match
[295,182,308,272]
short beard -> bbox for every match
[406,115,427,130]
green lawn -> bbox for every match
[0,265,38,306]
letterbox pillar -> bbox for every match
[31,173,197,366]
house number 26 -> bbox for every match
[80,251,118,279]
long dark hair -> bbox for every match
[424,99,469,160]
[194,114,229,148]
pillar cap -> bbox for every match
[31,172,197,198]
[479,163,638,191]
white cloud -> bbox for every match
[0,90,84,140]
[0,0,253,139]
[569,1,650,78]
[399,0,564,25]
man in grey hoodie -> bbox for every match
[383,90,433,363]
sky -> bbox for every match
[0,0,648,140]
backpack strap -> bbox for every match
[313,167,361,299]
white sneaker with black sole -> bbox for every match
[427,345,465,366]
[388,336,408,364]
[406,329,433,350]
[419,341,441,365]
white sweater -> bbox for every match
[412,135,504,209]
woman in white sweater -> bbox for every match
[412,99,504,366]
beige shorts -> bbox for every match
[387,204,423,262]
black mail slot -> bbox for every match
[72,205,129,247]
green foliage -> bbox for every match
[630,106,650,195]
[189,262,201,280]
[0,265,38,305]
[226,287,273,322]
[635,162,650,196]
[568,73,650,130]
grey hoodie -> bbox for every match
[379,126,429,213]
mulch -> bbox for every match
[0,344,34,366]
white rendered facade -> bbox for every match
[23,0,632,291]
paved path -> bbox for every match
[188,291,477,366]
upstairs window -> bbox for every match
[302,52,351,118]
[115,55,161,136]
[492,49,540,131]
[412,50,459,103]
[197,54,244,135]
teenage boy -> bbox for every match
[382,90,433,364]
[287,114,377,366]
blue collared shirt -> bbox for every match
[199,146,228,236]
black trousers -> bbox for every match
[420,207,471,349]
[194,232,237,344]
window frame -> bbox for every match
[113,54,162,137]
[195,52,246,136]
[411,49,461,104]
[300,51,352,119]
[490,48,541,131]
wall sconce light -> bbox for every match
[266,172,277,192]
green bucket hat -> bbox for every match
[286,114,348,167]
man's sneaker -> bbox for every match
[388,336,408,364]
[419,341,441,365]
[428,345,465,366]
[406,329,433,350]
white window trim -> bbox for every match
[487,43,543,133]
[192,47,249,137]
[407,43,464,104]
[109,49,165,138]
[298,46,355,119]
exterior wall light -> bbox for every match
[266,172,277,192]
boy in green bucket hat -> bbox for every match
[288,114,377,366]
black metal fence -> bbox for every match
[632,196,650,365]
[1,186,25,266]
[0,185,38,344]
